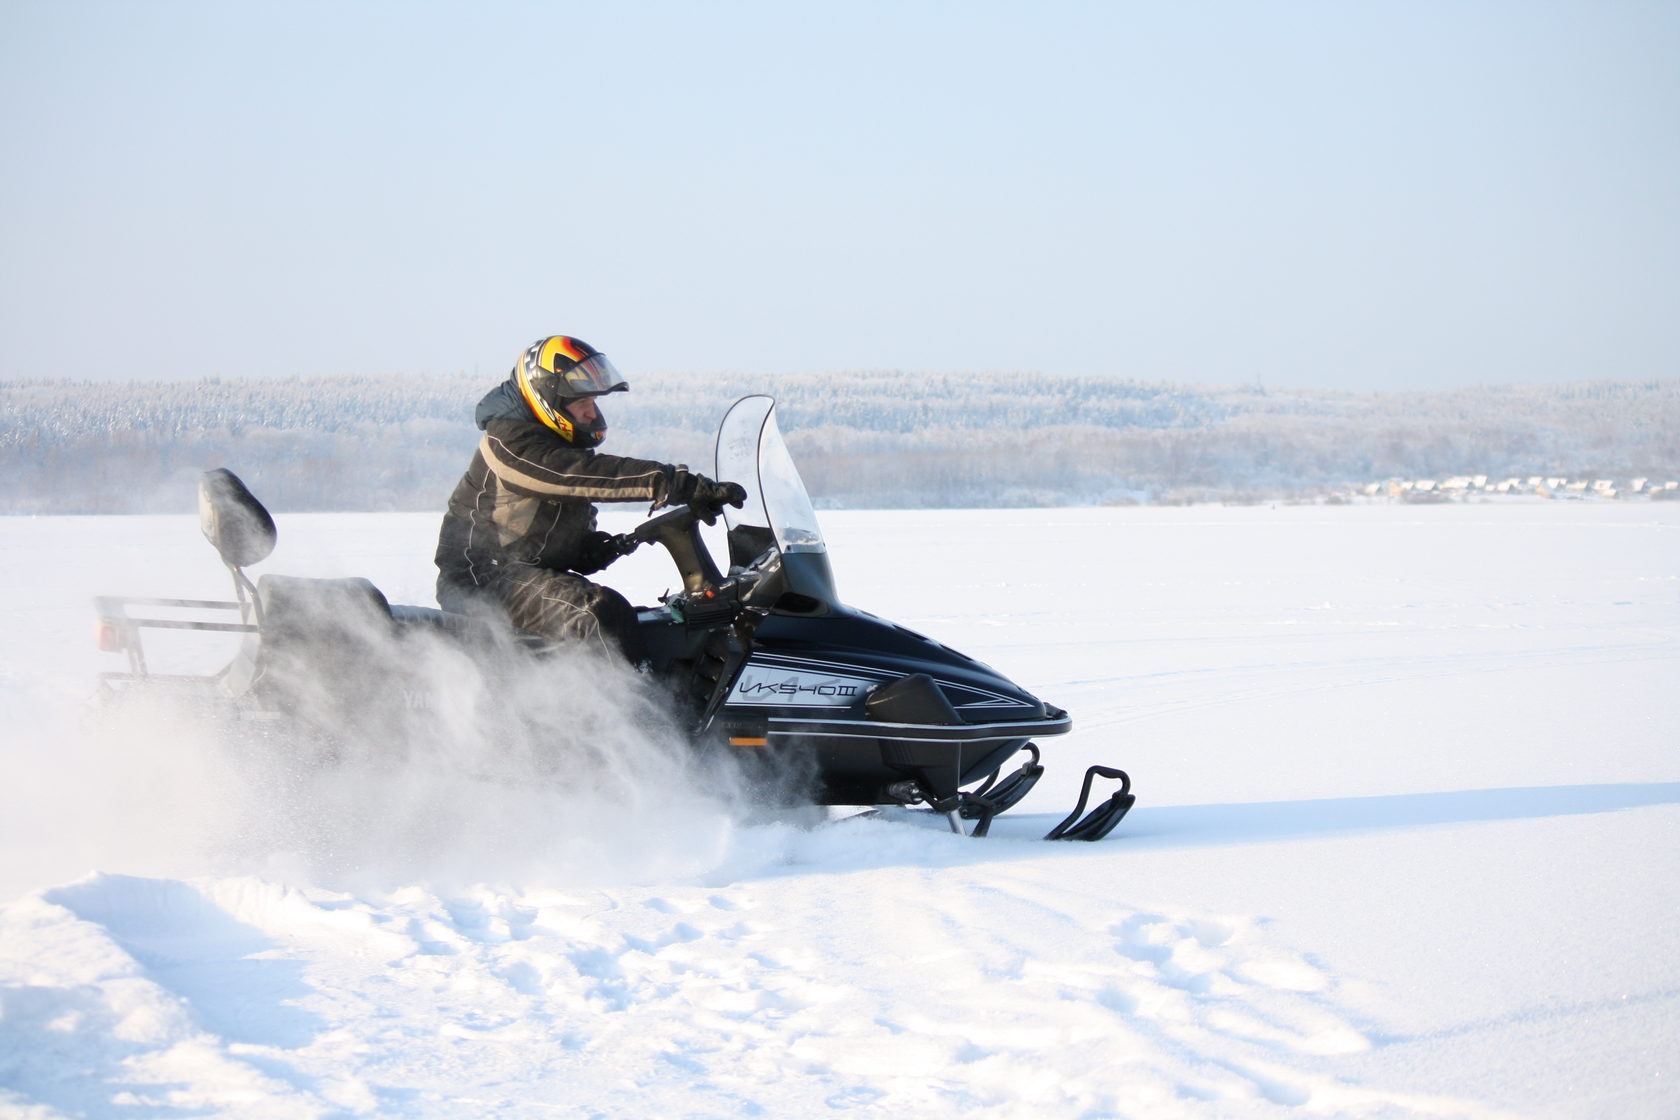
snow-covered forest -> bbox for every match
[3,373,1677,513]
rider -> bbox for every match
[434,335,745,662]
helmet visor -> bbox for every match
[561,352,628,396]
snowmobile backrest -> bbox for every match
[199,468,277,570]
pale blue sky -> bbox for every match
[2,0,1675,389]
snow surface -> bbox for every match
[1,501,1676,1118]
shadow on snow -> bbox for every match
[1088,781,1680,850]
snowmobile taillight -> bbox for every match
[95,619,123,652]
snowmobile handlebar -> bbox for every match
[625,506,727,596]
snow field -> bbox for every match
[4,860,1507,1118]
[1,501,1676,1118]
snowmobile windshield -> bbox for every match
[715,396,824,557]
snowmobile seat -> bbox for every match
[258,574,393,637]
[253,575,395,696]
[383,601,555,661]
[388,603,452,627]
[388,602,501,641]
[218,574,396,703]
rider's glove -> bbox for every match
[668,470,748,516]
[694,478,748,513]
[572,530,632,576]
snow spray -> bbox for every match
[1,615,786,896]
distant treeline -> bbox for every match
[2,372,1677,513]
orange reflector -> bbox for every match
[95,620,121,652]
[729,737,769,748]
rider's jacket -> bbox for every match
[434,378,690,590]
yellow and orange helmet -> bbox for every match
[514,335,628,446]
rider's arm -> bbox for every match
[478,419,691,505]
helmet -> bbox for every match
[514,335,628,446]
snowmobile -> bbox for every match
[93,396,1133,840]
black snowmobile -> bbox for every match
[94,396,1133,840]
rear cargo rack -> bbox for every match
[93,595,258,682]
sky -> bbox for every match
[2,0,1676,391]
